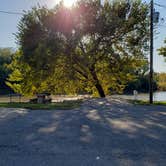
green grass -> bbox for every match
[0,100,83,110]
[131,100,166,106]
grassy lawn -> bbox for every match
[131,100,166,106]
[0,100,83,110]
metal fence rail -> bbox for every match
[0,94,91,103]
[0,94,30,103]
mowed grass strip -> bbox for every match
[0,100,83,110]
[131,100,166,106]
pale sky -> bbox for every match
[0,0,166,72]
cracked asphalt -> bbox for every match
[0,98,166,166]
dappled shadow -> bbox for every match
[0,98,166,166]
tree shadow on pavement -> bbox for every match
[0,98,166,166]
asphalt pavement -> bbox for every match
[0,98,165,166]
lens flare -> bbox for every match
[63,0,76,7]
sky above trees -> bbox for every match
[0,0,166,72]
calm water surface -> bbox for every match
[153,91,166,101]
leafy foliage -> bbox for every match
[0,48,14,94]
[8,0,150,97]
[124,61,158,93]
[158,39,166,59]
[156,73,166,91]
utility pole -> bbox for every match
[150,0,154,104]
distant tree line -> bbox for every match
[156,73,166,91]
[0,48,14,95]
[157,37,166,91]
[123,60,158,94]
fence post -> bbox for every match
[10,93,12,103]
[19,94,21,103]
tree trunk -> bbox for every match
[90,68,106,98]
[95,82,106,98]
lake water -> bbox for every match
[113,91,166,102]
[153,92,166,101]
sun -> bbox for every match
[63,0,76,7]
[51,0,77,8]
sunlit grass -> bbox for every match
[0,100,83,110]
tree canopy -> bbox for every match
[8,0,150,97]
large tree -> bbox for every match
[9,0,149,97]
